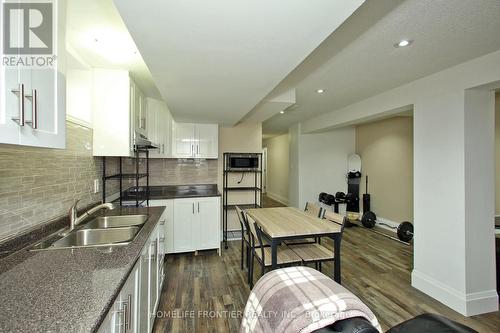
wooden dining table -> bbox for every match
[246,206,343,284]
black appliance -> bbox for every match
[226,153,259,171]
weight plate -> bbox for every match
[397,221,414,242]
[335,192,346,199]
[362,211,377,228]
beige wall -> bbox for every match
[495,92,500,215]
[355,116,413,222]
[218,123,262,231]
[263,134,289,204]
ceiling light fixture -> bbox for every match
[316,89,325,94]
[280,111,285,114]
[394,39,412,48]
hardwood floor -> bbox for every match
[154,200,500,332]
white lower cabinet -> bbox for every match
[173,197,221,253]
[148,200,174,254]
[98,222,164,333]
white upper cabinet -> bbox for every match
[134,84,147,136]
[195,123,218,158]
[172,122,195,158]
[92,69,135,157]
[0,1,66,149]
[146,98,172,158]
[171,121,218,159]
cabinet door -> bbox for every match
[173,198,195,252]
[196,197,221,250]
[172,122,195,158]
[157,219,165,286]
[195,124,218,158]
[1,67,24,144]
[19,69,65,148]
[138,245,150,333]
[148,200,174,254]
[163,109,172,158]
[148,237,158,332]
[119,264,138,333]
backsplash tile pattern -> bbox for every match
[0,123,218,242]
[122,158,218,186]
[0,122,119,242]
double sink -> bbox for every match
[31,215,149,251]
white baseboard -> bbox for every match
[266,192,288,206]
[374,216,400,232]
[412,269,499,316]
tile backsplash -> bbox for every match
[122,158,218,186]
[0,123,218,242]
[0,122,119,242]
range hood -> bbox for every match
[134,131,158,149]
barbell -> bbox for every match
[361,211,414,242]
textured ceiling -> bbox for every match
[258,0,500,136]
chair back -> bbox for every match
[304,201,323,218]
[235,206,247,239]
[246,214,267,263]
[323,210,347,243]
[240,210,253,245]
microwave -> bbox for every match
[226,154,259,171]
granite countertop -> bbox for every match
[121,184,221,201]
[0,206,165,333]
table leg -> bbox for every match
[271,240,278,270]
[333,234,341,284]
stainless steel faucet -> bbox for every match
[68,200,116,231]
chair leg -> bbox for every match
[248,251,254,288]
[246,245,250,269]
[241,240,244,270]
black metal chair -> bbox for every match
[235,206,251,271]
[289,210,346,273]
[286,201,324,245]
[246,214,302,288]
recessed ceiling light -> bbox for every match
[316,89,325,94]
[394,39,412,48]
[280,111,285,114]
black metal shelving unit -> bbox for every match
[222,152,263,249]
[102,146,151,207]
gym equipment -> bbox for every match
[397,221,414,242]
[346,154,362,215]
[361,211,377,228]
[362,175,371,213]
[361,217,414,244]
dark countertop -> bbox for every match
[0,206,165,333]
[121,184,221,201]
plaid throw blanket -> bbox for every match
[240,266,381,333]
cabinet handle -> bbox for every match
[191,144,194,156]
[162,143,165,154]
[160,220,165,226]
[126,294,132,331]
[197,145,199,154]
[198,202,200,213]
[11,83,25,126]
[26,89,38,129]
[192,202,194,214]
